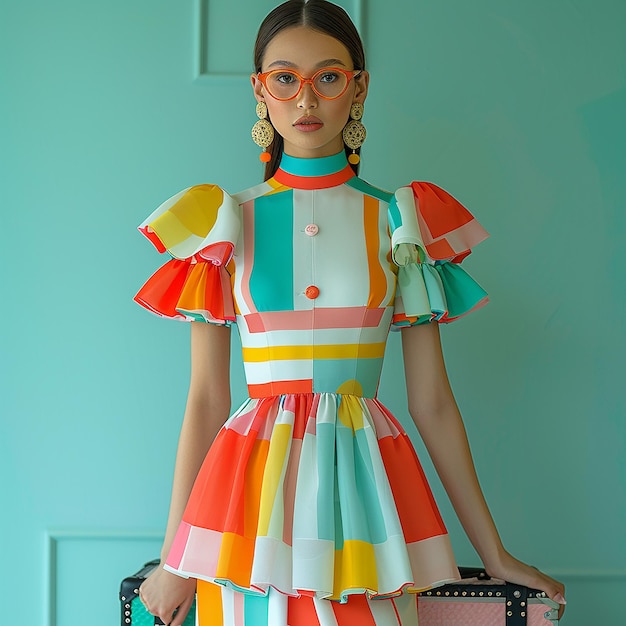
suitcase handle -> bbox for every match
[457,566,491,580]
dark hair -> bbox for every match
[253,0,366,180]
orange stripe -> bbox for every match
[183,430,268,534]
[332,594,378,626]
[272,165,355,190]
[197,579,223,626]
[379,434,447,542]
[216,531,255,588]
[248,379,313,398]
[363,194,387,308]
[288,596,322,626]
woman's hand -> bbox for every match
[484,550,566,619]
[139,564,196,626]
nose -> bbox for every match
[296,81,318,109]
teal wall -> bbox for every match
[1,1,624,624]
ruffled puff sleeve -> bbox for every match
[389,182,489,328]
[134,184,240,325]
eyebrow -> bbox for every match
[265,58,348,70]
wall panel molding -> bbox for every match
[44,529,163,626]
[194,0,365,82]
[549,568,626,581]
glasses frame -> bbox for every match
[257,67,362,101]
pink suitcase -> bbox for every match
[417,568,560,625]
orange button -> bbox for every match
[305,285,320,299]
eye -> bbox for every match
[318,71,340,83]
[274,72,298,84]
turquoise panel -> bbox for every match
[244,592,269,626]
[353,429,388,543]
[316,422,337,542]
[280,151,349,177]
[249,190,294,312]
[346,176,394,203]
[334,426,384,543]
[387,194,402,232]
[313,357,383,397]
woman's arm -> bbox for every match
[401,322,566,615]
[139,321,232,626]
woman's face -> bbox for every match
[251,26,369,159]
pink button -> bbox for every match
[304,223,319,236]
[305,285,320,299]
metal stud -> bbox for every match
[121,595,126,601]
[514,590,521,598]
[521,612,526,617]
[507,611,513,617]
[521,601,526,607]
[507,601,512,606]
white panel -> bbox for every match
[195,0,365,80]
[46,530,163,626]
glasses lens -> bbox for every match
[313,69,348,98]
[266,71,301,100]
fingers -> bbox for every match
[486,556,566,619]
[139,582,175,626]
[170,594,195,626]
[529,569,566,619]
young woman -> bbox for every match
[136,1,566,624]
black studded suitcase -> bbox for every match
[119,559,196,626]
[417,567,560,625]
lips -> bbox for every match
[293,115,323,132]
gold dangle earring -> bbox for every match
[251,101,274,163]
[342,102,366,165]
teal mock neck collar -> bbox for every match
[273,152,355,190]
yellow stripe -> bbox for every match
[257,423,291,536]
[266,178,290,195]
[332,540,378,600]
[337,394,364,430]
[242,342,386,362]
[151,185,223,248]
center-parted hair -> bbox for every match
[253,0,366,179]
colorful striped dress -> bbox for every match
[135,151,489,625]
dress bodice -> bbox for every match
[230,152,397,398]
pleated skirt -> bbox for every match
[165,393,460,625]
